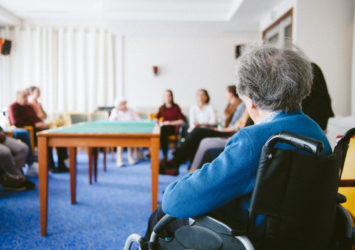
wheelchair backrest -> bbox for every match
[249,131,340,250]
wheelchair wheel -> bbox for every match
[123,234,144,250]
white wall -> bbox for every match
[261,0,354,117]
[121,34,258,118]
[297,0,353,116]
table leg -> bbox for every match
[39,136,48,236]
[93,148,98,182]
[150,137,160,210]
[88,148,93,184]
[69,147,77,204]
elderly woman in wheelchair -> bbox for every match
[125,45,353,250]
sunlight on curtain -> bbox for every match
[0,26,116,116]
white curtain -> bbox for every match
[0,26,116,117]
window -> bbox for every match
[263,9,293,48]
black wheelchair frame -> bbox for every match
[124,129,355,250]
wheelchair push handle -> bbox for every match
[340,127,355,144]
[264,131,324,156]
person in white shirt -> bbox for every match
[188,89,217,132]
[109,99,142,167]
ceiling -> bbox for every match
[0,0,285,35]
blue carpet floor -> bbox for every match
[0,150,188,249]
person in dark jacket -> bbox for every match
[302,63,334,130]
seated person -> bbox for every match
[142,45,331,247]
[9,89,47,129]
[11,128,38,177]
[189,107,251,171]
[156,89,185,161]
[28,86,47,121]
[0,127,35,191]
[223,85,242,128]
[109,99,143,166]
[3,89,39,176]
[160,87,245,175]
[192,87,331,170]
[8,90,68,172]
[188,89,217,132]
[159,103,247,175]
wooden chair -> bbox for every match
[151,113,185,157]
[89,111,109,122]
[167,127,180,152]
[339,136,355,217]
[336,131,355,250]
[4,130,13,137]
[65,112,89,126]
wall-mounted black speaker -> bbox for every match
[1,39,11,55]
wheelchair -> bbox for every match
[124,129,355,250]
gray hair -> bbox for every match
[16,89,27,97]
[235,45,313,112]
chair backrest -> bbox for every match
[89,111,109,121]
[66,113,89,125]
[6,112,36,152]
[335,128,355,177]
[96,106,114,116]
[336,128,355,221]
[249,131,340,250]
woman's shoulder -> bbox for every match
[157,105,165,111]
[162,104,181,111]
[172,103,182,109]
[9,102,20,109]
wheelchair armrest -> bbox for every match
[194,216,234,235]
[149,215,255,250]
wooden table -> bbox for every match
[38,121,160,236]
